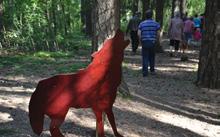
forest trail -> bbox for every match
[0,39,220,137]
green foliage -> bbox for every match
[187,0,206,16]
[1,0,206,52]
[121,0,205,32]
[1,0,84,52]
[0,51,89,76]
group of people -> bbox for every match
[126,10,204,77]
[168,12,204,56]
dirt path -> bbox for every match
[0,39,220,137]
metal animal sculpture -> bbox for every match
[29,29,129,137]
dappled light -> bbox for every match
[1,0,220,136]
[123,93,220,137]
[1,40,219,137]
[0,112,13,123]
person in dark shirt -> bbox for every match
[126,12,141,54]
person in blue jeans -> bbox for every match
[138,10,160,77]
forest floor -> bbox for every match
[0,38,220,137]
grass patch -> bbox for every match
[0,51,90,77]
[56,63,88,73]
[33,51,73,59]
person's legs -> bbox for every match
[169,39,175,56]
[174,40,180,56]
[185,32,192,48]
[142,41,151,77]
[149,46,155,72]
[142,47,149,77]
[133,31,139,52]
[130,31,138,53]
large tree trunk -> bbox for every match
[81,0,92,36]
[132,0,139,15]
[91,0,130,136]
[197,0,220,88]
[179,0,186,18]
[0,0,3,32]
[0,0,3,49]
[171,0,176,18]
[60,1,67,35]
[155,0,165,53]
[91,0,130,97]
[141,0,150,20]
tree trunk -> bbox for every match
[197,0,220,88]
[141,0,150,20]
[0,0,3,32]
[91,0,99,54]
[0,0,3,49]
[83,0,93,36]
[155,0,165,53]
[61,1,67,35]
[91,1,130,136]
[92,0,120,49]
[171,0,176,18]
[179,0,186,18]
[52,0,57,36]
[81,0,92,36]
[91,0,130,98]
[81,0,86,28]
[132,0,139,15]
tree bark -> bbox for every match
[171,0,176,18]
[52,0,57,36]
[91,0,130,136]
[0,0,3,32]
[81,0,92,36]
[155,0,165,53]
[0,0,3,49]
[132,0,139,15]
[179,0,186,18]
[91,0,130,97]
[61,1,67,35]
[141,0,150,20]
[92,0,120,49]
[197,0,220,88]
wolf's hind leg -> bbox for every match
[105,109,123,137]
[50,118,65,137]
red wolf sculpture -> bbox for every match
[29,29,129,137]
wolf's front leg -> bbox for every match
[106,109,124,137]
[50,118,65,137]
[93,110,105,137]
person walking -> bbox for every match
[193,14,201,29]
[138,10,160,77]
[183,17,194,51]
[168,12,184,56]
[126,12,141,54]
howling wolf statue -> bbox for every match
[29,29,129,137]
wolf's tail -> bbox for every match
[29,87,44,135]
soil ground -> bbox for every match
[0,39,220,137]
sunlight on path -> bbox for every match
[115,93,220,137]
[0,80,220,137]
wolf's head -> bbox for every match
[92,29,130,65]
